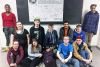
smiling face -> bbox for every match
[16,22,23,30]
[32,40,38,47]
[90,5,96,13]
[76,27,82,33]
[34,20,40,27]
[13,41,19,51]
[64,22,69,28]
[76,39,82,45]
[5,4,11,13]
[63,36,69,44]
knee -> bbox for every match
[73,59,79,64]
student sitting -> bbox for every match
[73,24,86,42]
[7,40,24,67]
[57,36,79,67]
[59,21,73,44]
[43,46,57,67]
[45,23,58,48]
[73,36,93,67]
[22,39,42,67]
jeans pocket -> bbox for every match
[3,27,8,33]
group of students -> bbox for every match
[1,3,99,67]
[6,20,93,67]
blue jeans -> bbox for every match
[56,54,79,67]
[79,50,89,66]
[3,27,15,46]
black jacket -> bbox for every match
[59,26,73,40]
[30,26,45,46]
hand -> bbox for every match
[85,60,91,64]
[61,59,65,64]
[39,54,42,57]
[10,63,15,66]
[64,59,68,63]
[83,59,91,64]
[14,63,17,67]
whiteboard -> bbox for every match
[28,0,64,22]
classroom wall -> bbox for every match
[0,0,100,47]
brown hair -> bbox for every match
[76,24,81,28]
[48,23,53,27]
[31,39,39,51]
[13,39,19,45]
[5,4,10,8]
[90,4,97,8]
[16,21,24,30]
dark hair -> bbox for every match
[32,38,39,47]
[64,20,69,24]
[31,38,40,51]
[76,24,81,28]
[48,23,53,27]
[13,39,19,45]
[15,21,24,32]
[90,4,97,8]
[5,4,10,8]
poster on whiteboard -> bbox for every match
[28,0,64,22]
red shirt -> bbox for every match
[64,27,69,36]
[1,12,16,28]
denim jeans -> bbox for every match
[56,54,79,67]
[79,50,89,67]
[3,27,15,46]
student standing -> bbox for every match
[1,4,16,47]
[82,4,99,51]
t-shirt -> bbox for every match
[14,29,29,47]
[33,28,39,39]
[58,43,73,59]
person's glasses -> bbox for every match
[76,40,81,41]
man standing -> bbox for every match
[82,4,99,51]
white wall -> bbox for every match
[0,0,18,47]
[0,0,100,47]
[82,0,100,46]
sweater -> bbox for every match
[7,46,24,65]
[1,12,16,28]
[28,44,42,60]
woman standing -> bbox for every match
[11,22,29,58]
[2,4,16,47]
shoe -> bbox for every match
[2,47,9,52]
[88,65,93,67]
